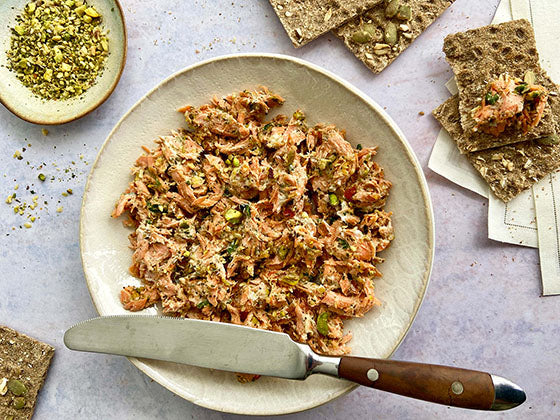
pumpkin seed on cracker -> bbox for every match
[334,0,455,74]
[0,326,54,420]
[268,0,383,48]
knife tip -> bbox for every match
[490,374,526,411]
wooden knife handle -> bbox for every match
[338,356,496,410]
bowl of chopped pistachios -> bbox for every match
[0,0,126,124]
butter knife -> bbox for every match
[64,316,525,411]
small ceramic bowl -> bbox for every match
[0,0,126,125]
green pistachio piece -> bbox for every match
[224,208,243,224]
[328,193,340,206]
[84,7,99,17]
[316,312,329,336]
[384,22,398,45]
[385,0,399,18]
[74,4,86,15]
[14,25,25,36]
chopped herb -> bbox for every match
[337,238,350,249]
[240,203,251,216]
[485,92,500,105]
[316,312,329,336]
[225,240,238,255]
[196,299,210,309]
[514,84,529,94]
[147,202,166,213]
[356,144,363,150]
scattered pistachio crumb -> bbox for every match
[23,222,32,229]
[38,173,46,181]
[42,128,49,136]
[56,206,63,213]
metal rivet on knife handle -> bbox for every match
[451,381,464,395]
[367,368,379,382]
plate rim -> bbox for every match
[0,0,127,125]
[79,53,435,415]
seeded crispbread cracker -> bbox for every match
[443,19,558,150]
[335,0,454,74]
[0,326,54,420]
[433,95,560,202]
[269,0,383,48]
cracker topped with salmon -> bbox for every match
[443,19,559,153]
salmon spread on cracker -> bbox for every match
[472,72,548,137]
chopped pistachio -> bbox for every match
[24,222,32,229]
[232,156,240,167]
[316,312,329,336]
[38,173,46,181]
[7,0,110,101]
[224,208,242,224]
[84,7,100,17]
[56,206,63,213]
[328,193,340,206]
[42,128,49,136]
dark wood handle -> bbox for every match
[338,356,495,410]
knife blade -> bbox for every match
[64,315,526,411]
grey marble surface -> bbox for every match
[1,0,557,418]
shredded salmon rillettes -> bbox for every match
[112,88,394,359]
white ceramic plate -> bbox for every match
[80,54,434,415]
[0,0,126,125]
